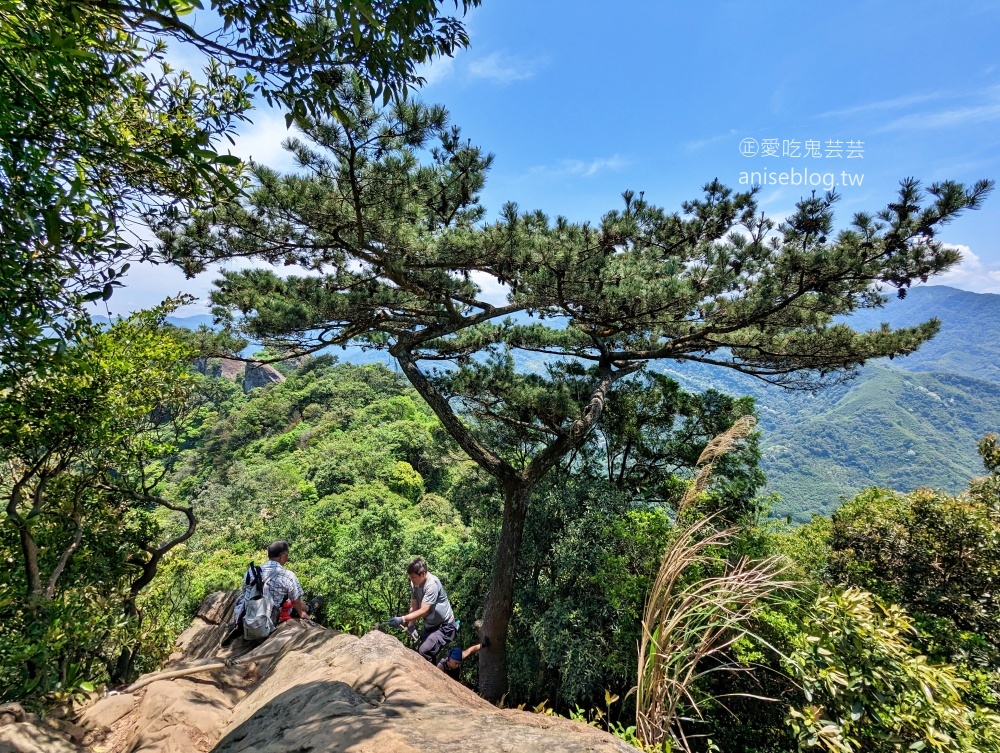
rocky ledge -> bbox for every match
[11,591,638,753]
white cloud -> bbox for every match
[874,85,1000,132]
[231,109,299,172]
[95,258,212,318]
[110,255,325,317]
[934,244,1000,293]
[111,261,512,319]
[878,102,1000,132]
[526,155,630,179]
[467,52,539,83]
[470,271,511,307]
[415,55,456,87]
[818,92,946,118]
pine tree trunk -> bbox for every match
[478,483,532,703]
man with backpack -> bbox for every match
[223,540,309,645]
[387,557,456,662]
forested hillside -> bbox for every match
[157,352,1000,753]
[161,357,473,631]
[763,367,1000,517]
[654,286,1000,517]
[163,285,1000,520]
[156,356,763,710]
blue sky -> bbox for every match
[116,0,1000,315]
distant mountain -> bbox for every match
[761,366,1000,519]
[165,314,218,330]
[94,313,218,330]
[836,286,1000,384]
[656,287,1000,519]
[155,286,1000,521]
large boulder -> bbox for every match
[215,629,635,753]
[0,704,80,753]
[80,593,637,753]
[242,362,284,392]
[0,723,77,753]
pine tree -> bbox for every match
[161,77,992,700]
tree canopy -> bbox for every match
[0,304,200,697]
[0,0,479,382]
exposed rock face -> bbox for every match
[79,592,636,753]
[242,362,284,392]
[217,629,637,753]
[0,722,78,753]
[192,358,245,381]
[192,358,284,390]
[0,703,82,753]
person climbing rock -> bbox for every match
[436,637,489,681]
[388,557,456,662]
[221,539,309,646]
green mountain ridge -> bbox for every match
[653,286,1000,519]
[161,286,1000,520]
[839,286,1000,383]
[763,366,1000,519]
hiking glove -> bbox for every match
[388,616,404,628]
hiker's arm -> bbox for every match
[291,597,309,616]
[462,643,482,660]
[402,603,431,622]
[401,596,419,625]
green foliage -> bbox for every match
[541,691,675,752]
[118,0,481,134]
[447,374,763,710]
[777,513,832,572]
[163,359,470,633]
[0,586,124,704]
[827,486,1000,663]
[785,588,1000,753]
[0,0,254,379]
[508,480,672,707]
[162,69,990,697]
[1,0,481,374]
[0,306,199,702]
[161,353,766,713]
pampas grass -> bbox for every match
[636,415,792,752]
[677,414,756,515]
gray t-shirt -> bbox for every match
[411,573,454,628]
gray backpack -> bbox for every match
[242,564,279,641]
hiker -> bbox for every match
[222,540,308,645]
[436,638,488,682]
[388,557,456,662]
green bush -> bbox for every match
[785,588,1000,753]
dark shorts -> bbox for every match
[418,620,456,662]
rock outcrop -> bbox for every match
[242,362,284,392]
[0,702,84,752]
[192,359,285,392]
[73,592,636,753]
